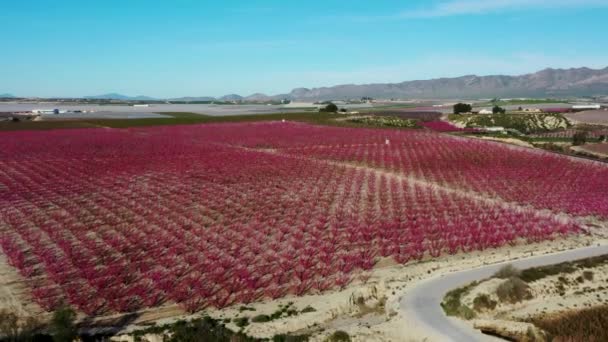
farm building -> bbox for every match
[32,109,60,114]
[478,109,492,114]
[483,126,506,132]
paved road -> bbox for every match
[400,244,608,342]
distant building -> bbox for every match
[484,126,505,132]
[478,109,492,114]
[32,109,60,114]
[283,102,322,109]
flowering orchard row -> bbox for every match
[0,122,600,315]
[531,129,608,139]
[286,133,608,218]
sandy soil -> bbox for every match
[572,143,608,158]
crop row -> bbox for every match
[0,122,600,315]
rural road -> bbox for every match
[400,244,608,342]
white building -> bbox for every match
[478,109,493,114]
[32,109,59,114]
[484,126,505,132]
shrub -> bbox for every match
[273,334,310,342]
[496,277,532,304]
[233,317,249,328]
[442,282,477,320]
[572,131,588,146]
[492,105,506,114]
[473,294,497,311]
[319,103,338,113]
[0,310,41,342]
[494,264,521,279]
[51,305,77,342]
[251,314,271,323]
[301,306,316,313]
[583,271,594,281]
[327,330,351,342]
[453,103,472,114]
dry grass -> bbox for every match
[532,305,608,342]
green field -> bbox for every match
[0,112,418,131]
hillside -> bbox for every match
[281,67,608,101]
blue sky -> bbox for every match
[2,0,607,98]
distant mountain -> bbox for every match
[0,93,15,98]
[244,93,272,101]
[280,66,608,101]
[169,96,216,102]
[219,94,244,101]
[84,93,158,101]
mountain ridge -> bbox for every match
[77,66,608,101]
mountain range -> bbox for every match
[79,66,608,102]
[84,93,158,101]
[0,93,15,98]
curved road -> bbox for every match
[400,244,608,342]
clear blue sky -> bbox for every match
[2,0,607,98]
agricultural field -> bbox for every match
[1,121,608,339]
[366,110,443,122]
[575,143,608,158]
[566,110,608,126]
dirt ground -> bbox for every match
[572,143,608,158]
[565,110,608,126]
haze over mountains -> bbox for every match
[7,67,608,101]
[84,93,158,101]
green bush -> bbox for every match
[233,317,250,328]
[494,264,521,279]
[572,131,588,146]
[472,294,497,311]
[301,306,316,313]
[251,314,271,323]
[453,103,472,114]
[319,103,338,113]
[492,105,506,114]
[327,330,351,342]
[51,305,77,342]
[496,277,532,304]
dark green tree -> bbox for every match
[492,105,506,114]
[51,305,77,342]
[453,103,472,114]
[572,131,588,146]
[320,103,338,113]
